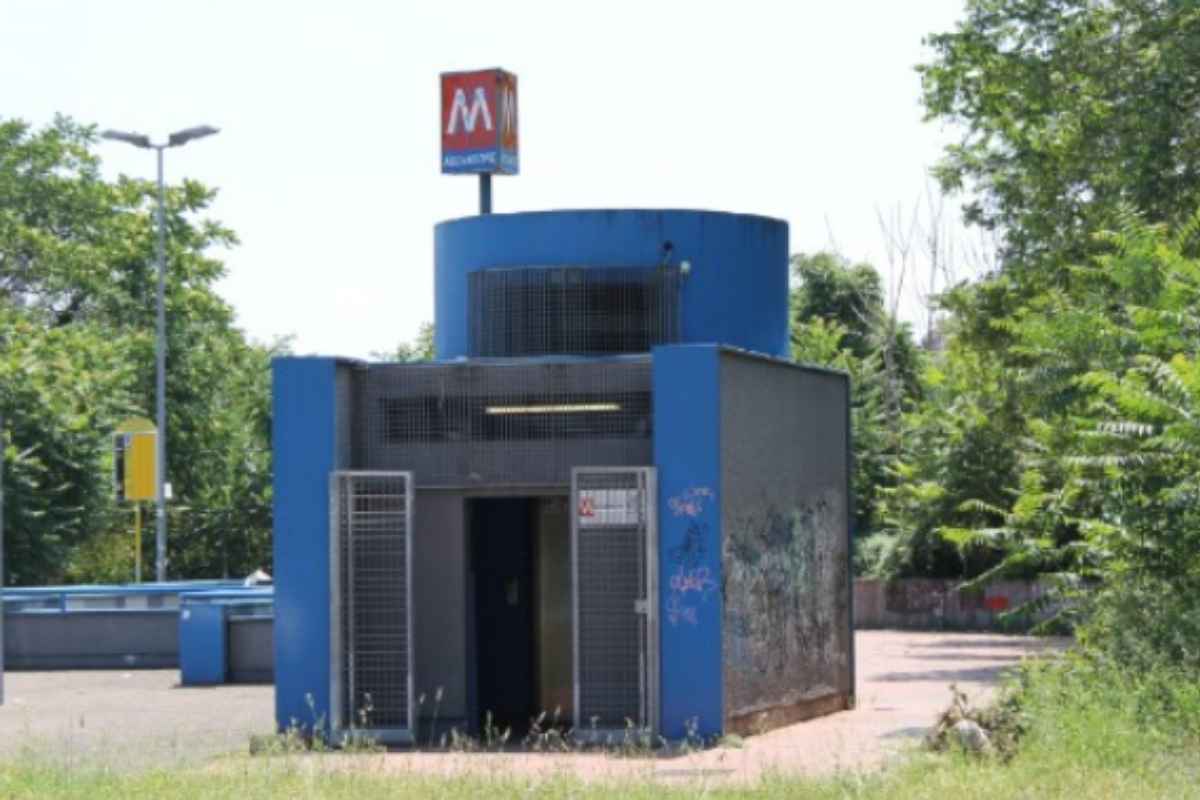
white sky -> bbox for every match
[3,0,971,358]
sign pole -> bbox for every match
[134,504,142,583]
[479,173,492,215]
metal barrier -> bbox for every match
[3,582,273,679]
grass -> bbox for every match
[2,657,1198,799]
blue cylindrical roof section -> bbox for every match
[434,209,789,359]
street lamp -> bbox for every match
[101,125,220,582]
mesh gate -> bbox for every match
[571,467,658,735]
[329,471,414,743]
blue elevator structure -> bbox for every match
[272,209,853,744]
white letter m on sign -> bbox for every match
[447,87,493,135]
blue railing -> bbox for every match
[180,587,274,618]
[3,581,268,614]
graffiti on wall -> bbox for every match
[665,486,717,627]
[668,486,714,518]
[722,489,849,717]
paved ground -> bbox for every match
[365,630,1066,784]
[0,631,1065,778]
[0,670,274,768]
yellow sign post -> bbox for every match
[114,417,157,582]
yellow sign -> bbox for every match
[114,418,157,502]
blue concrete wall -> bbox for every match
[652,344,724,739]
[272,357,338,732]
[434,210,789,360]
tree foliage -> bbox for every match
[936,215,1200,656]
[920,0,1200,265]
[790,252,884,360]
[900,1,1200,663]
[371,321,435,362]
[0,116,277,584]
[789,251,923,542]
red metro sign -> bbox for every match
[440,68,518,175]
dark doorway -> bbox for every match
[470,498,537,735]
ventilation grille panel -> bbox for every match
[469,266,682,357]
[359,359,653,488]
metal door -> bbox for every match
[330,471,414,744]
[571,467,658,736]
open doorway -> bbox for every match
[468,496,571,736]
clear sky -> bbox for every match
[2,0,970,357]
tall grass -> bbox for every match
[2,653,1198,799]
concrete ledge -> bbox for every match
[726,692,851,737]
[4,610,178,670]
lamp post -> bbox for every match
[101,125,219,582]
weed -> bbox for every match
[428,686,444,749]
[480,710,511,751]
[613,718,655,758]
[524,707,572,752]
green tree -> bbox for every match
[790,252,924,540]
[897,0,1200,591]
[372,321,435,362]
[790,252,884,360]
[0,306,137,582]
[0,115,276,583]
[873,344,1022,578]
[920,0,1200,267]
[944,214,1200,630]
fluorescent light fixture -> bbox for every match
[484,403,621,415]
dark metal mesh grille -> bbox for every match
[469,267,682,357]
[360,359,653,488]
[335,473,411,731]
[575,470,648,729]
